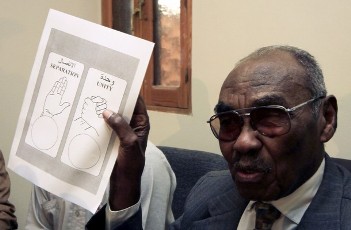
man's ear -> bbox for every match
[320,95,338,143]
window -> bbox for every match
[102,0,192,114]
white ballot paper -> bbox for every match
[8,9,154,213]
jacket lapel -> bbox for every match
[191,186,248,229]
[298,156,342,229]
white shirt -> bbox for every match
[237,158,325,230]
[106,141,176,230]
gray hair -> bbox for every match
[237,45,327,116]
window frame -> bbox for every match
[101,0,192,114]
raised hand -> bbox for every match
[102,96,150,210]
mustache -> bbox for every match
[233,158,272,174]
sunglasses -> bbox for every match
[207,96,325,142]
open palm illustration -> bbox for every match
[31,77,71,150]
[41,77,71,117]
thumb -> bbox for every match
[58,102,70,113]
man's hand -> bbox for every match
[102,96,150,211]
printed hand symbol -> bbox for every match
[42,77,70,117]
[81,96,107,127]
[75,96,107,136]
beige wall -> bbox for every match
[1,0,350,228]
[0,1,101,228]
[149,0,351,158]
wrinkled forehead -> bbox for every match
[218,52,310,109]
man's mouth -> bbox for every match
[233,162,271,183]
[235,169,265,183]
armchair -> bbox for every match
[159,146,351,219]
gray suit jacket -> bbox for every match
[87,155,351,229]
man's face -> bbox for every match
[218,51,324,201]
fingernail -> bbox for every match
[102,110,113,120]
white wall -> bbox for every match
[1,0,350,228]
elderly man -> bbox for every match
[87,45,351,229]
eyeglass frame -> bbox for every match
[207,96,325,142]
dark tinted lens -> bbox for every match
[250,107,291,136]
[210,112,242,141]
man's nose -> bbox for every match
[233,119,261,154]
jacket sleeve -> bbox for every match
[0,150,17,229]
[86,205,143,230]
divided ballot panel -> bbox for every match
[9,9,153,212]
[17,28,137,193]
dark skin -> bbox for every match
[218,50,338,201]
[102,96,150,210]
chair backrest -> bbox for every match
[159,146,227,219]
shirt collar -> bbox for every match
[271,158,325,224]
